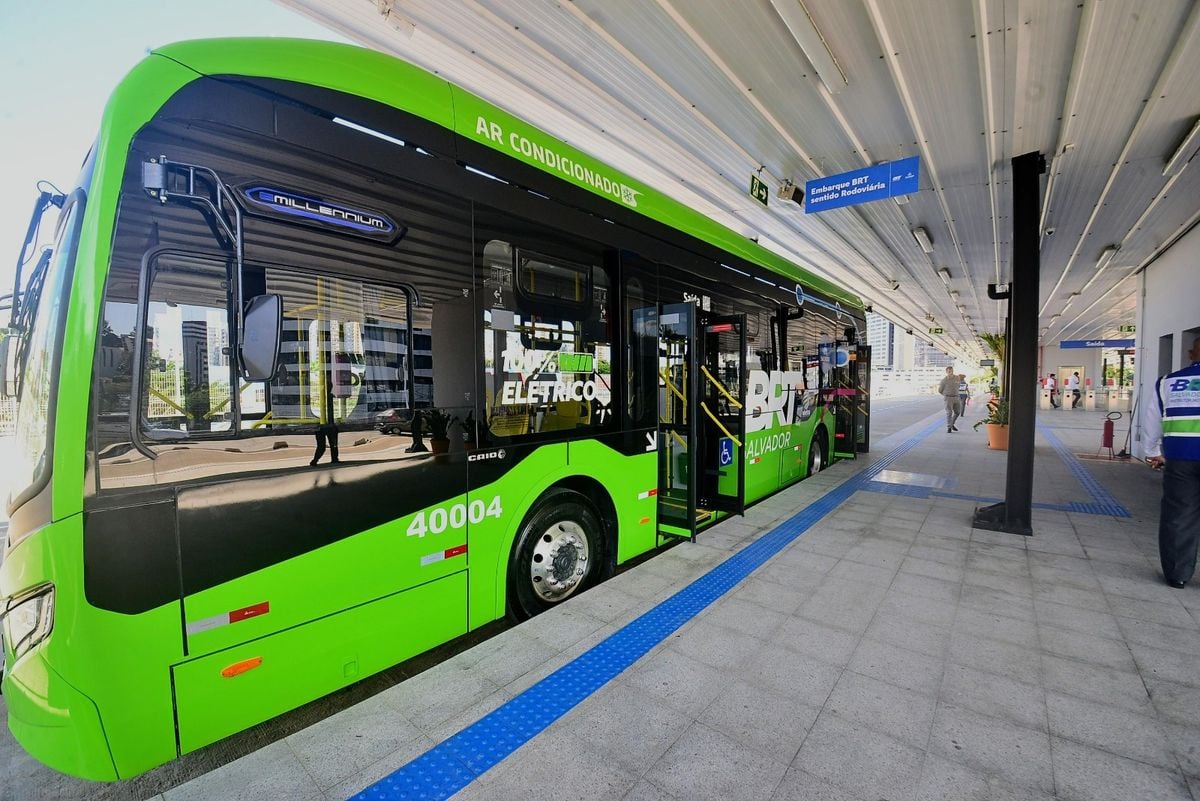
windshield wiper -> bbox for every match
[9,189,66,329]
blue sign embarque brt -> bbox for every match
[804,156,920,213]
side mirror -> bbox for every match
[240,294,282,382]
[0,332,21,398]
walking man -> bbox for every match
[1143,336,1200,588]
[938,366,961,432]
[1067,371,1082,408]
[1046,373,1060,408]
[958,374,971,415]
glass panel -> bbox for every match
[11,199,82,499]
[657,303,693,529]
[141,255,234,437]
[482,240,613,439]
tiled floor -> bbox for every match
[9,402,1194,801]
[146,405,1199,801]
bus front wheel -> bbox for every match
[509,489,603,620]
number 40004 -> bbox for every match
[407,496,503,538]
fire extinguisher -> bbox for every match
[1102,411,1120,457]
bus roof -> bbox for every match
[152,37,862,310]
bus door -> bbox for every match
[854,344,871,453]
[656,302,698,538]
[831,337,857,460]
[655,304,747,541]
[696,313,746,518]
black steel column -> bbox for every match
[975,151,1045,536]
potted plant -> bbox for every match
[425,408,457,454]
[973,397,1010,450]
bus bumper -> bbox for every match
[3,650,118,781]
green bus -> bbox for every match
[0,38,868,780]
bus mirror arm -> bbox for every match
[143,157,255,420]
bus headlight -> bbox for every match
[3,585,54,660]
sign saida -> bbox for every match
[1059,339,1136,349]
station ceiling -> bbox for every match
[281,0,1200,361]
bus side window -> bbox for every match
[480,237,614,441]
[253,271,410,433]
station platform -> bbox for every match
[9,400,1199,801]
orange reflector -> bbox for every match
[221,656,263,678]
[639,516,651,525]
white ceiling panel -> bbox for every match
[279,0,1200,361]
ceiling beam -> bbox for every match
[861,0,986,342]
[970,0,1007,339]
[1039,0,1200,318]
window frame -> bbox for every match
[9,188,87,514]
[131,247,417,445]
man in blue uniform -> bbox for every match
[1143,336,1200,588]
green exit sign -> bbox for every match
[1118,325,1136,333]
[749,174,769,207]
[928,327,944,335]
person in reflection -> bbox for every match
[938,366,961,433]
[311,423,340,466]
[1143,336,1200,589]
[1045,373,1060,408]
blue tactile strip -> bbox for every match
[349,419,944,801]
[861,473,1130,518]
[1036,424,1131,518]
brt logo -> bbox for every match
[1169,378,1200,392]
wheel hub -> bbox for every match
[530,521,589,602]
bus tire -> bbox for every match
[808,428,828,476]
[509,488,603,620]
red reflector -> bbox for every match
[649,488,658,497]
[444,544,468,559]
[229,602,270,624]
[221,656,263,678]
[835,433,846,438]
[707,323,734,333]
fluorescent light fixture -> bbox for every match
[754,276,776,286]
[377,0,416,37]
[1163,117,1200,177]
[912,227,935,254]
[1080,245,1120,293]
[949,290,960,300]
[1095,245,1119,271]
[333,117,406,148]
[721,263,751,277]
[937,268,951,287]
[769,0,848,95]
[1061,295,1076,313]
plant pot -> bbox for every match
[985,423,1009,451]
[429,437,450,454]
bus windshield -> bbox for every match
[9,192,84,513]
